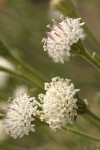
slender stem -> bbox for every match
[0,66,43,90]
[76,95,100,126]
[81,50,100,72]
[25,72,44,90]
[0,39,46,89]
[86,108,100,123]
[5,55,44,90]
[0,38,46,82]
[24,72,44,90]
[63,126,100,142]
[8,52,47,82]
[84,115,100,129]
[0,38,45,89]
[0,66,24,79]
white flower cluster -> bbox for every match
[42,16,85,63]
[3,93,40,139]
[38,77,80,131]
[3,76,80,138]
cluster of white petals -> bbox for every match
[38,77,80,131]
[42,16,85,63]
[3,93,40,139]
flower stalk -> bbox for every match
[63,126,100,142]
[86,108,100,123]
[76,94,100,126]
[0,66,43,90]
[0,39,46,89]
[84,115,100,129]
[0,39,46,82]
[8,53,47,82]
[81,49,100,72]
[71,40,100,72]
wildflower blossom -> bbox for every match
[42,16,85,63]
[3,93,40,139]
[38,77,80,131]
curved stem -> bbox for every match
[86,108,100,123]
[0,38,46,82]
[81,50,100,72]
[63,126,100,142]
[0,66,43,90]
[5,55,44,90]
[84,115,100,129]
[24,72,44,90]
[0,38,45,89]
[0,66,25,79]
[76,95,100,125]
[8,52,47,82]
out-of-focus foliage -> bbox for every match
[94,92,100,104]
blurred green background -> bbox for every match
[0,0,100,149]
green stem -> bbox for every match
[0,39,45,89]
[86,108,100,123]
[84,115,100,129]
[0,66,43,90]
[0,39,46,88]
[63,126,100,142]
[24,72,43,90]
[81,50,100,72]
[76,95,100,126]
[7,55,44,89]
[8,52,47,82]
[0,66,24,79]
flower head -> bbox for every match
[3,93,40,139]
[38,77,80,131]
[42,16,85,63]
